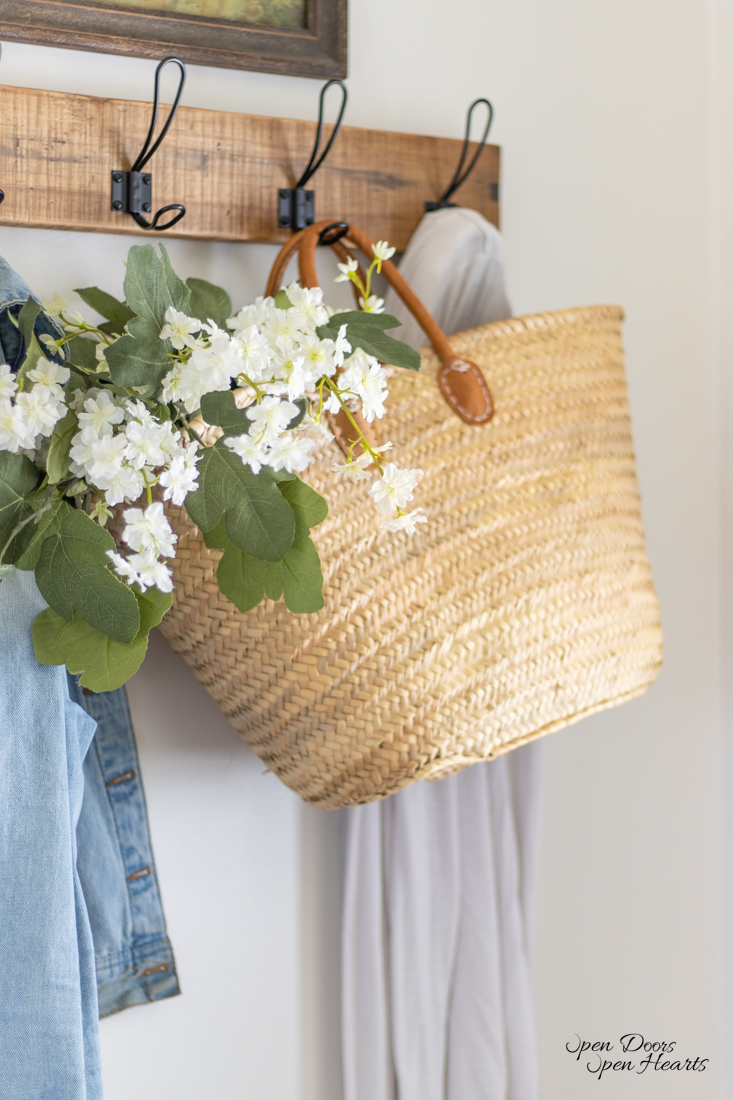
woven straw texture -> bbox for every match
[159,304,663,808]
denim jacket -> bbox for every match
[71,678,180,1016]
[0,255,179,1096]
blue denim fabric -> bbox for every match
[0,250,180,1019]
[0,569,102,1100]
[70,679,180,1016]
[0,253,64,366]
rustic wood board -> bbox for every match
[0,85,500,249]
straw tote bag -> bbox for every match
[159,221,663,808]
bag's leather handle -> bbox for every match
[266,220,494,426]
[265,230,364,308]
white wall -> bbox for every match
[0,0,725,1096]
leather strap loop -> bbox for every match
[265,227,363,308]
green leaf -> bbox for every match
[201,514,228,551]
[288,397,308,429]
[211,474,327,614]
[149,401,171,422]
[278,476,328,537]
[46,409,78,483]
[316,311,421,371]
[32,586,171,692]
[217,534,324,614]
[67,368,90,395]
[200,390,250,436]
[35,507,140,643]
[0,451,41,554]
[105,243,191,394]
[281,537,325,612]
[105,330,168,394]
[74,287,135,332]
[186,277,232,331]
[217,546,282,611]
[17,296,41,350]
[68,336,99,373]
[10,491,67,570]
[185,440,295,562]
[16,334,46,388]
[125,243,190,323]
[274,290,293,309]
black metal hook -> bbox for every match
[426,98,494,212]
[111,57,186,232]
[278,79,348,232]
[318,222,349,246]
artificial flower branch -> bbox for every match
[0,239,425,690]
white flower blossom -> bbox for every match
[372,240,396,264]
[329,452,373,480]
[182,441,199,469]
[123,502,177,558]
[27,359,70,391]
[128,547,173,593]
[340,350,388,421]
[380,508,428,534]
[190,334,243,393]
[123,399,156,426]
[246,396,300,446]
[107,550,141,587]
[97,465,145,507]
[235,325,275,382]
[359,295,385,314]
[261,309,307,352]
[41,294,69,317]
[159,454,199,505]
[88,434,128,481]
[0,365,18,402]
[335,256,359,282]
[284,283,329,327]
[227,297,274,334]
[78,392,125,436]
[159,362,206,413]
[333,324,352,367]
[224,432,268,475]
[301,412,332,439]
[69,427,99,476]
[369,464,423,516]
[16,387,64,439]
[298,336,337,382]
[274,354,311,402]
[0,400,33,452]
[267,433,315,473]
[124,420,168,470]
[159,307,201,350]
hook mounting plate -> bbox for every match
[278,187,315,231]
[111,171,153,216]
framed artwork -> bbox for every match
[0,0,346,78]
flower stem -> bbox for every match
[323,379,384,475]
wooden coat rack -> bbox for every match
[0,84,500,249]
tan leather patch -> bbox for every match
[437,358,494,424]
[327,407,382,461]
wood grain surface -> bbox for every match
[0,84,500,248]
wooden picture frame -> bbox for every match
[0,0,346,79]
